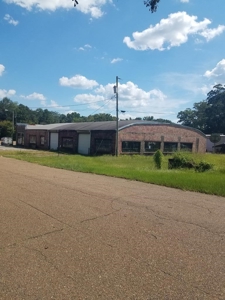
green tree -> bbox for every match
[177,85,225,134]
[0,120,13,138]
[177,101,207,132]
[205,84,225,133]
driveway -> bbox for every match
[0,157,224,299]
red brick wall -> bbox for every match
[59,131,78,152]
[24,130,49,150]
[118,124,206,153]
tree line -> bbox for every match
[0,97,170,138]
[1,83,224,138]
[177,84,225,134]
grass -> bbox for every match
[1,150,225,197]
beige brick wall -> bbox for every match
[118,124,206,153]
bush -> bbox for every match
[168,153,195,169]
[168,152,213,172]
[195,161,213,172]
[153,150,163,169]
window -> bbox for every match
[122,141,140,153]
[145,141,160,152]
[164,142,178,152]
[180,143,192,152]
[29,135,36,144]
[17,132,24,145]
[40,136,45,145]
[95,139,112,154]
[62,138,73,148]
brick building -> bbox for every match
[16,120,206,154]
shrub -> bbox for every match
[153,150,163,169]
[195,161,213,172]
[168,152,195,169]
[169,152,213,172]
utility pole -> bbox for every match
[12,110,14,145]
[114,76,119,156]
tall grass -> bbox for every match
[1,150,225,197]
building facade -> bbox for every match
[16,121,206,155]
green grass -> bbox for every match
[1,150,225,197]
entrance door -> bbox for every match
[78,133,90,155]
[50,133,58,150]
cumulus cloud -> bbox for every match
[73,81,183,119]
[0,64,5,76]
[4,14,19,26]
[204,59,225,81]
[0,89,16,98]
[59,75,99,89]
[111,58,123,64]
[20,92,46,101]
[3,0,111,18]
[123,11,225,51]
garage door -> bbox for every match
[50,133,58,150]
[78,133,90,155]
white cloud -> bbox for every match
[0,89,16,98]
[4,14,19,26]
[73,81,184,119]
[20,92,46,101]
[204,59,225,81]
[0,64,5,76]
[180,0,189,3]
[111,58,123,64]
[78,44,92,51]
[3,0,112,18]
[123,11,225,51]
[59,75,99,89]
[199,26,225,41]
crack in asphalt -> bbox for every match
[120,199,225,239]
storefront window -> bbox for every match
[29,135,36,144]
[180,143,192,151]
[145,141,160,152]
[62,138,73,148]
[40,136,45,145]
[95,139,112,153]
[164,142,178,152]
[122,141,140,153]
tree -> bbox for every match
[72,0,161,13]
[0,121,13,138]
[177,84,225,134]
[144,0,160,13]
[205,84,225,133]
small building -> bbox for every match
[16,120,206,155]
[206,134,225,152]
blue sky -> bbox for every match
[0,0,225,121]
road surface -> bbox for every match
[0,157,225,299]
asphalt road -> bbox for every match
[0,157,225,300]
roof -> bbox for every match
[24,120,206,137]
[26,123,70,130]
[52,120,162,131]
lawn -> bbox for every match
[1,149,225,197]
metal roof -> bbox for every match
[26,123,70,130]
[24,120,206,137]
[51,120,162,131]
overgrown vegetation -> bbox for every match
[0,150,224,197]
[169,152,213,172]
[153,149,164,169]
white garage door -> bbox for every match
[50,133,58,150]
[78,133,90,155]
